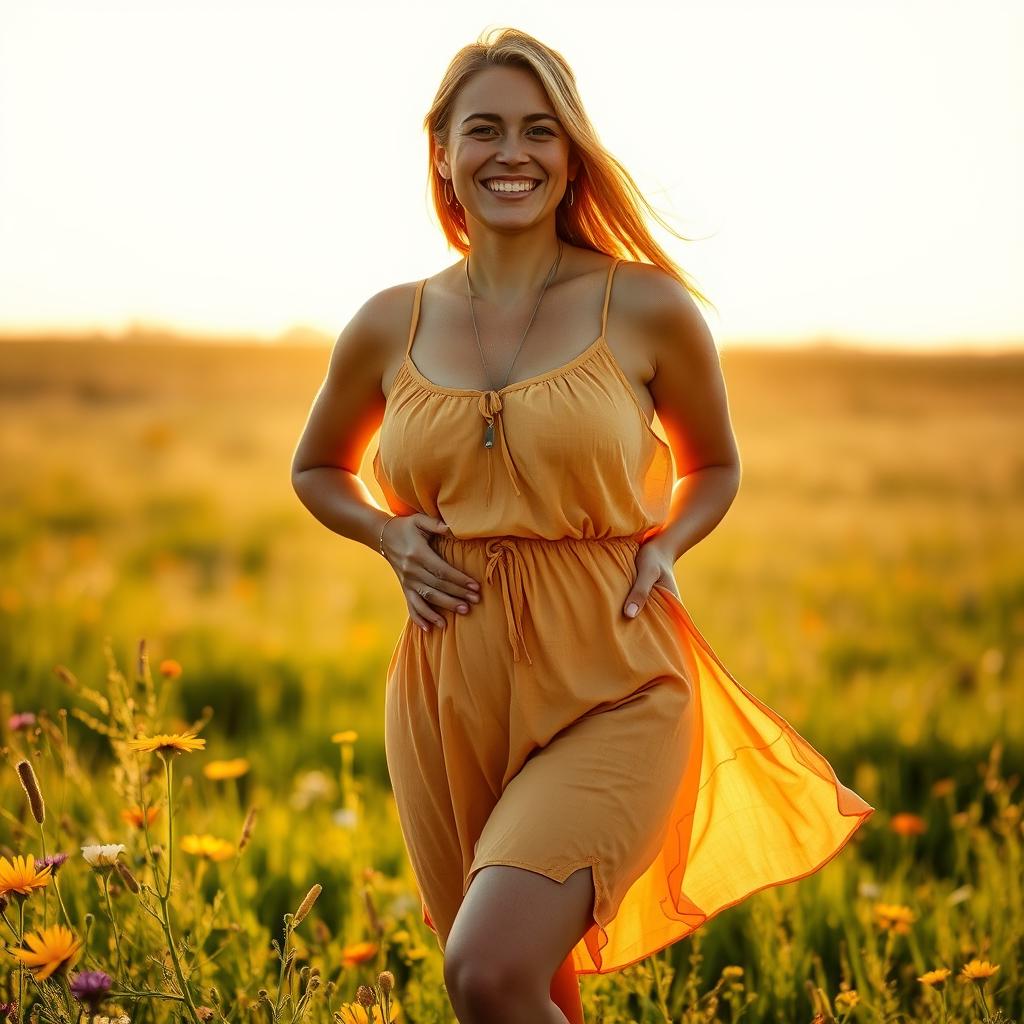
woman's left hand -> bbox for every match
[623,537,680,618]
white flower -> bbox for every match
[81,843,127,868]
[332,807,358,829]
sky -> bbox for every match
[0,0,1021,350]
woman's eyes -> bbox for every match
[470,126,555,137]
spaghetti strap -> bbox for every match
[601,258,622,337]
[407,279,427,358]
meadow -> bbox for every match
[0,336,1021,1023]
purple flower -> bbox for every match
[37,852,70,873]
[69,970,112,1008]
[7,713,36,732]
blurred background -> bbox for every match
[1,1,1022,1018]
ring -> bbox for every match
[417,587,432,600]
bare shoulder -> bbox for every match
[613,260,718,375]
[289,281,419,477]
[325,280,422,400]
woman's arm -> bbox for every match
[290,288,398,554]
[645,269,742,564]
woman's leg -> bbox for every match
[443,863,594,1024]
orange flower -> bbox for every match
[0,855,51,899]
[918,967,952,987]
[127,731,206,755]
[930,778,956,798]
[159,659,183,679]
[889,813,926,836]
[340,940,378,966]
[9,924,83,980]
[120,805,160,829]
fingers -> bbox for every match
[421,550,482,603]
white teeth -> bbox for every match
[485,179,538,193]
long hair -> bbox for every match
[423,26,713,311]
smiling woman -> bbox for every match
[290,24,874,1024]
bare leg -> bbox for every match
[443,864,595,1024]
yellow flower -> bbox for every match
[721,965,744,980]
[179,834,235,861]
[9,924,83,980]
[202,758,250,781]
[0,855,51,898]
[127,732,206,755]
[331,730,359,744]
[872,902,916,934]
[335,1006,372,1024]
[960,959,1000,982]
[340,940,378,966]
[834,990,859,1011]
[918,967,952,987]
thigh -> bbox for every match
[444,863,596,984]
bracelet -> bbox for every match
[379,514,396,556]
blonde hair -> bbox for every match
[423,26,713,311]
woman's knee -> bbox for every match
[444,946,544,1014]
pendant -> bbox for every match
[483,422,495,448]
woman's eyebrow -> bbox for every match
[460,113,560,126]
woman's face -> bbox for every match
[437,65,578,230]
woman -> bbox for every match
[291,27,874,1024]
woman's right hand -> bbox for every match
[380,513,482,632]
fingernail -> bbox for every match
[468,582,480,590]
[457,604,469,614]
[625,602,639,618]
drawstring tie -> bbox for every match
[484,538,534,666]
[477,391,524,506]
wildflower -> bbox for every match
[960,959,999,982]
[377,970,394,994]
[81,844,126,870]
[8,712,36,731]
[15,760,45,824]
[37,852,70,874]
[335,1005,372,1024]
[9,924,83,980]
[331,730,359,744]
[159,659,183,679]
[179,834,235,862]
[722,965,744,980]
[356,985,375,1008]
[931,778,955,797]
[70,969,113,1009]
[120,805,160,829]
[127,731,205,755]
[0,855,52,899]
[872,902,916,934]
[293,884,322,926]
[834,989,859,1011]
[341,941,378,966]
[889,813,926,836]
[333,808,358,829]
[202,758,250,781]
[918,967,952,987]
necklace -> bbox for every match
[465,240,564,448]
